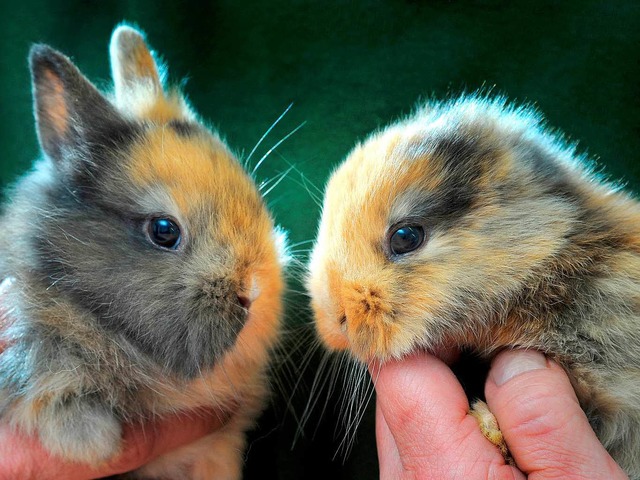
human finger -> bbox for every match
[0,406,235,480]
[485,349,628,480]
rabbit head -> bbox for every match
[21,25,285,379]
[307,97,625,364]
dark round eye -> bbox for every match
[148,218,181,250]
[389,225,425,255]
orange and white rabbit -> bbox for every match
[308,96,640,478]
[0,24,286,479]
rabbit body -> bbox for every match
[308,96,640,477]
[0,25,285,479]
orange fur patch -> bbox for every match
[126,40,158,83]
[139,93,189,123]
[127,128,261,220]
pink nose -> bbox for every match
[237,294,252,310]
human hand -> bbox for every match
[0,278,233,480]
[371,349,628,480]
[0,407,232,480]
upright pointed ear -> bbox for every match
[110,25,164,109]
[29,44,126,164]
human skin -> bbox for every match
[371,350,629,480]
[0,407,232,480]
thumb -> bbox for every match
[485,349,627,480]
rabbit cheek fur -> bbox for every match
[0,25,284,479]
[308,97,640,477]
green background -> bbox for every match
[1,1,639,478]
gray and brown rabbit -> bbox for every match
[0,25,286,479]
[308,96,640,478]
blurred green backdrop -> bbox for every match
[1,1,639,478]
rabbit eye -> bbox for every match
[389,225,425,256]
[147,217,181,250]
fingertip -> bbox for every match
[374,352,468,419]
[373,351,467,424]
[485,349,625,479]
[485,349,578,418]
[373,352,455,392]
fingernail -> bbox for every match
[490,349,548,386]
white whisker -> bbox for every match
[246,103,294,166]
[251,122,306,177]
[261,166,295,198]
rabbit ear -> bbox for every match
[29,44,127,164]
[109,24,193,122]
[109,24,164,109]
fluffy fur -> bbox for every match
[0,25,285,479]
[307,96,640,478]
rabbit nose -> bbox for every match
[237,294,251,310]
[200,277,249,317]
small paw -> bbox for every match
[469,399,514,465]
[38,396,121,465]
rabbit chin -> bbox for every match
[321,324,464,367]
[313,305,455,365]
